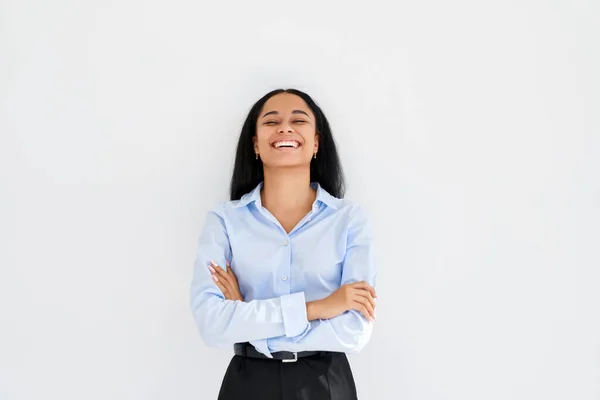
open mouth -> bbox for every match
[272,140,301,150]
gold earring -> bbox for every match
[256,153,259,160]
[313,152,317,159]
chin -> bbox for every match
[263,159,312,169]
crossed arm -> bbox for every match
[189,206,378,353]
[209,259,377,322]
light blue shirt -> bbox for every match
[190,181,377,358]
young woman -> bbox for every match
[190,88,378,399]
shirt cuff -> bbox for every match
[250,339,273,358]
[280,292,310,338]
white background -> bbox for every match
[1,1,599,399]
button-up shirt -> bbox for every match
[190,181,377,358]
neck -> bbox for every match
[261,167,316,211]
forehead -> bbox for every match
[260,93,313,117]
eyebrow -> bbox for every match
[261,110,310,118]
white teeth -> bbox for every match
[274,140,299,149]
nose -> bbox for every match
[277,122,294,133]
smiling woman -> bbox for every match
[190,89,378,400]
[253,94,319,169]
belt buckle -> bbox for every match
[282,352,298,363]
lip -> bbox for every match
[270,137,302,150]
[273,146,300,152]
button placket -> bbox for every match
[282,237,291,287]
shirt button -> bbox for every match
[282,275,288,281]
[283,239,289,246]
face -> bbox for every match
[253,93,319,168]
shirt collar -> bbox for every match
[233,181,339,210]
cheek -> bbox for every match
[303,136,317,149]
[254,130,270,148]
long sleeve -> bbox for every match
[266,205,378,353]
[189,209,310,349]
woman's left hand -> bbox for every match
[208,260,244,301]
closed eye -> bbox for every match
[264,120,306,125]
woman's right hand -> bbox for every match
[307,281,377,322]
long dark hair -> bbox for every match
[229,88,346,200]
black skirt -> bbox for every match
[217,351,358,400]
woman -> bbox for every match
[190,88,378,400]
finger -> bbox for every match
[210,261,233,285]
[350,281,377,299]
[356,295,376,320]
[217,271,239,299]
[352,301,372,321]
[212,274,229,295]
[208,264,232,289]
[355,290,376,313]
[214,270,236,295]
[353,294,375,320]
[210,261,240,300]
[226,261,238,283]
[353,281,377,298]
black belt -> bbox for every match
[234,342,321,363]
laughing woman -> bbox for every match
[190,88,378,400]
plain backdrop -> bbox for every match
[1,0,599,399]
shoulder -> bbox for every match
[205,199,237,217]
[204,198,254,224]
[199,200,248,237]
[329,199,373,237]
[332,200,375,246]
[335,198,371,220]
[316,183,369,222]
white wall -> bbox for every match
[1,1,599,399]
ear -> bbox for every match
[252,136,258,151]
[314,133,319,152]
